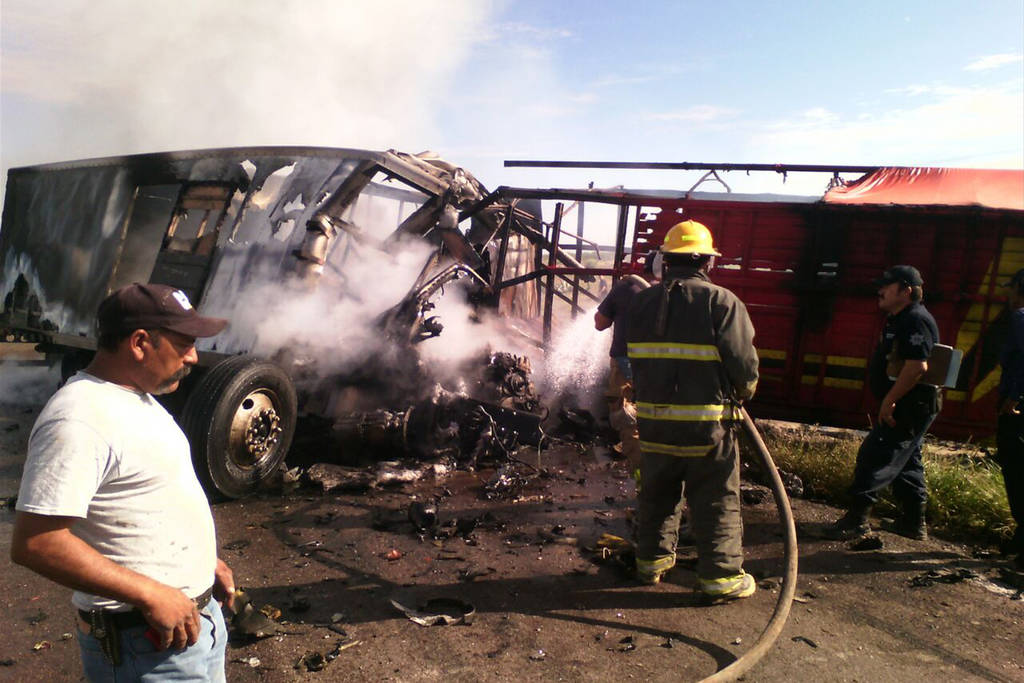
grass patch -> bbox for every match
[751,422,1014,545]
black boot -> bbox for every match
[883,500,928,540]
[824,499,872,540]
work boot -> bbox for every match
[635,555,676,585]
[698,571,756,604]
[882,501,928,540]
[823,500,872,540]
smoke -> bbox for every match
[224,236,439,377]
[0,364,61,408]
[1,0,494,171]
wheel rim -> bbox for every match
[227,389,284,469]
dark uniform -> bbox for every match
[626,266,758,592]
[997,303,1024,558]
[854,301,941,507]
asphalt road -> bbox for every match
[0,382,1022,682]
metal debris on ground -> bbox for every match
[909,568,978,588]
[740,484,771,505]
[304,464,376,493]
[529,649,547,661]
[589,533,636,577]
[848,533,884,551]
[325,638,362,661]
[792,636,819,648]
[383,548,403,561]
[295,651,327,672]
[31,641,51,652]
[408,500,439,532]
[390,597,476,626]
[231,590,285,639]
[483,462,535,500]
[553,406,599,443]
[538,526,578,545]
[231,656,261,668]
[458,566,497,582]
[615,636,637,652]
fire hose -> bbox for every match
[699,407,798,682]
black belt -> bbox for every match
[78,586,214,630]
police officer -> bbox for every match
[626,220,759,601]
[996,268,1024,567]
[827,265,941,540]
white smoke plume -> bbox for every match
[0,364,61,408]
[1,0,493,171]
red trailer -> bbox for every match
[490,166,1024,440]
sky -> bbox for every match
[2,0,1022,213]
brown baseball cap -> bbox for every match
[97,283,228,338]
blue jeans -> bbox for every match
[78,601,227,682]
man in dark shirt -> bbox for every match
[595,254,657,476]
[827,265,941,540]
[996,269,1024,567]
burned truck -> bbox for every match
[1,147,576,498]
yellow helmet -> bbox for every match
[661,220,720,256]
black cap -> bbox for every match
[1002,268,1024,288]
[873,265,923,288]
[97,283,228,338]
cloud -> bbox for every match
[646,105,739,123]
[740,82,1023,195]
[964,53,1024,71]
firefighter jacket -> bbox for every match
[625,267,759,456]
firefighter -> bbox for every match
[625,220,759,601]
[826,265,941,540]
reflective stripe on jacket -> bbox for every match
[625,267,758,452]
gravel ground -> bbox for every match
[0,361,1022,682]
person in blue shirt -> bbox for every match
[997,269,1024,568]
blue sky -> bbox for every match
[2,0,1022,202]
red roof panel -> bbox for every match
[824,167,1024,211]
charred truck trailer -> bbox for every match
[0,147,564,498]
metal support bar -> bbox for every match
[504,160,882,174]
[495,269,545,291]
[571,201,584,318]
[543,203,564,345]
[492,206,515,293]
[555,272,601,304]
[458,187,505,223]
[612,204,629,284]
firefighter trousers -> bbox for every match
[635,430,743,580]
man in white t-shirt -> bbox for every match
[11,283,235,681]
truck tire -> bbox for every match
[180,355,297,499]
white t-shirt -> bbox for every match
[17,372,217,611]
